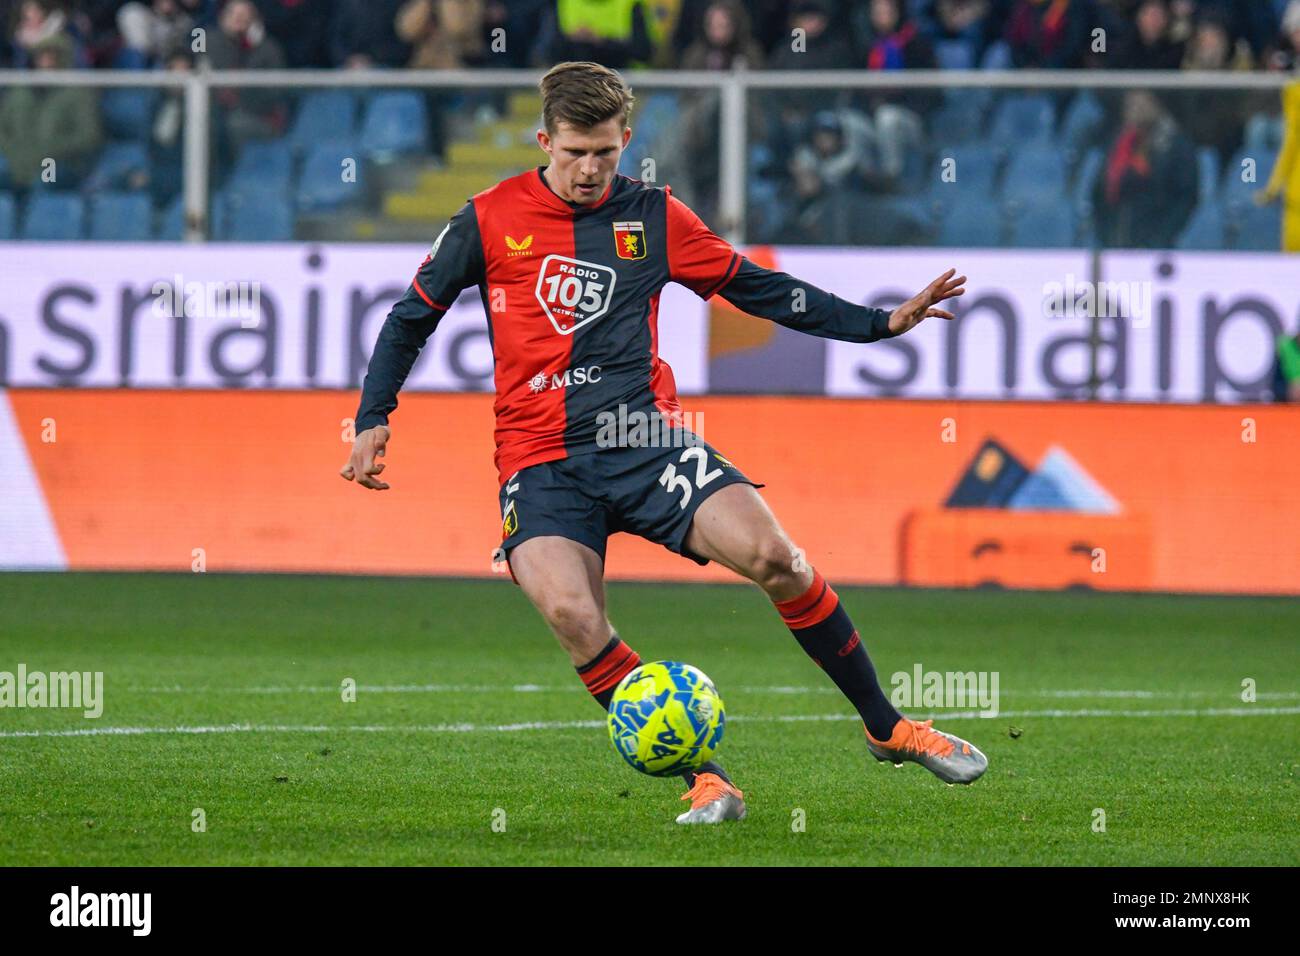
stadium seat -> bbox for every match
[87,141,150,192]
[296,141,361,212]
[1196,147,1220,204]
[215,186,294,241]
[1244,112,1284,154]
[930,98,985,145]
[937,195,1003,247]
[89,192,153,241]
[288,90,358,153]
[979,40,1013,70]
[0,152,9,190]
[1058,90,1105,157]
[1221,146,1277,202]
[358,92,429,160]
[930,143,999,196]
[1176,200,1225,250]
[988,94,1055,147]
[229,138,294,191]
[934,38,977,70]
[157,195,185,240]
[1006,192,1076,247]
[0,191,15,239]
[21,193,85,240]
[101,88,159,141]
[1227,198,1282,251]
[1002,146,1068,204]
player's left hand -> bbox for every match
[887,268,966,336]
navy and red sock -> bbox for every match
[774,570,903,741]
[576,635,731,787]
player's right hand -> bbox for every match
[340,425,391,491]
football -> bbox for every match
[607,661,726,777]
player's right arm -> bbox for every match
[341,201,485,490]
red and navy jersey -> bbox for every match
[356,166,896,484]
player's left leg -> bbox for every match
[684,484,988,786]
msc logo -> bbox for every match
[505,234,534,257]
[534,255,616,334]
[528,365,603,394]
[613,221,646,260]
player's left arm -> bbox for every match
[665,192,964,341]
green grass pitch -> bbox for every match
[1,573,1297,866]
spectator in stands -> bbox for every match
[787,109,873,227]
[396,0,486,69]
[541,0,653,69]
[925,0,999,68]
[331,0,409,68]
[767,0,858,70]
[1265,0,1300,72]
[117,0,205,66]
[671,0,787,66]
[9,0,77,68]
[1004,0,1093,69]
[0,32,102,189]
[1113,0,1185,69]
[142,41,192,205]
[852,0,935,186]
[205,0,287,148]
[679,0,763,70]
[254,0,332,68]
[1093,89,1196,247]
[1181,11,1252,69]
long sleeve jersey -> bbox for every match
[355,166,896,483]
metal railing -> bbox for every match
[0,67,1291,242]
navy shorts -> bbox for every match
[497,434,760,568]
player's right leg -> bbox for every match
[498,460,742,823]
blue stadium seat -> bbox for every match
[1006,193,1075,247]
[979,40,1013,70]
[0,191,15,239]
[1227,198,1283,251]
[358,92,430,159]
[1196,147,1220,204]
[929,99,985,145]
[158,195,185,240]
[101,88,159,140]
[229,138,294,190]
[89,192,153,240]
[296,141,361,211]
[934,38,976,70]
[1071,147,1104,237]
[1244,112,1284,154]
[22,193,85,240]
[930,143,999,196]
[989,94,1055,146]
[288,90,358,153]
[87,141,150,191]
[0,152,9,190]
[1221,146,1277,202]
[216,186,293,241]
[938,195,1003,247]
[1002,146,1068,203]
[1059,90,1105,156]
[1176,200,1225,250]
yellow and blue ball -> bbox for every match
[607,661,726,777]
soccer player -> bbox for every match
[342,61,987,824]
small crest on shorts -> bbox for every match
[502,500,519,537]
[613,221,646,260]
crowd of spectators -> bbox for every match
[2,0,1299,75]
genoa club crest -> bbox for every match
[613,221,646,260]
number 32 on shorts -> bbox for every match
[658,447,724,510]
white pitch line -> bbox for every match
[124,684,1300,700]
[2,706,1298,739]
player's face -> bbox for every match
[538,118,631,205]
